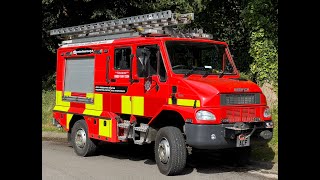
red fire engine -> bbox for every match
[50,10,273,175]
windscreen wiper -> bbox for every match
[202,70,209,78]
[184,69,195,78]
[218,71,224,78]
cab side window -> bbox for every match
[136,45,167,81]
[114,47,131,70]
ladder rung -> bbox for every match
[50,10,216,45]
[50,10,194,39]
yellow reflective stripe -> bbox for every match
[85,93,103,110]
[54,91,70,112]
[66,113,73,130]
[54,91,103,116]
[99,119,112,138]
[121,96,131,114]
[56,91,70,107]
[177,99,195,107]
[64,91,72,97]
[121,96,144,116]
[83,93,103,116]
[132,96,144,116]
[167,98,200,107]
[86,93,94,99]
[83,109,102,116]
[168,98,172,105]
[195,100,200,107]
[53,105,70,112]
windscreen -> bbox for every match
[165,41,235,76]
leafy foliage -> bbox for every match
[249,29,278,90]
[241,0,278,92]
[192,0,253,73]
[42,0,278,91]
[241,0,278,46]
[42,72,56,91]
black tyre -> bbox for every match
[71,120,97,157]
[154,126,187,176]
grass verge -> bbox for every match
[42,90,64,133]
[251,107,278,162]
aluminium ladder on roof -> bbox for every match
[50,10,193,40]
[49,10,213,46]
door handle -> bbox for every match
[130,79,139,83]
[110,79,116,82]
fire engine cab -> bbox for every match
[50,10,273,175]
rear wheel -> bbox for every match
[71,120,97,157]
[154,126,187,175]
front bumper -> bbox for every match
[185,122,273,149]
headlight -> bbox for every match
[263,107,271,118]
[196,110,216,121]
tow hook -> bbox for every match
[244,125,257,139]
[238,134,246,141]
[225,123,256,139]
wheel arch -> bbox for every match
[148,110,185,132]
[68,114,85,133]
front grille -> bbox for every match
[225,107,257,123]
[220,93,260,105]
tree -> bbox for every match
[193,0,252,72]
[42,0,278,91]
[241,0,278,91]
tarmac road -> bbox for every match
[42,139,277,180]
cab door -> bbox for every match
[129,43,169,117]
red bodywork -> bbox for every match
[53,36,271,143]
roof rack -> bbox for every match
[50,10,213,45]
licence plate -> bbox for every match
[236,135,250,147]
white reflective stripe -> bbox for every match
[61,40,114,47]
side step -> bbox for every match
[117,121,150,144]
[118,135,128,141]
[133,123,148,132]
[118,120,130,128]
[133,123,149,145]
[117,120,131,141]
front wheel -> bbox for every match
[155,126,187,176]
[71,120,97,157]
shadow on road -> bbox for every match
[91,142,275,175]
[184,149,274,175]
[251,143,276,163]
